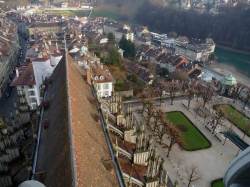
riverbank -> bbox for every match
[209,63,250,86]
[216,44,250,55]
[215,47,250,78]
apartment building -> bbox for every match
[28,22,65,35]
[0,17,19,98]
[174,38,215,62]
[11,63,38,111]
[11,55,62,111]
[87,62,113,98]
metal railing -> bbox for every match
[92,86,126,187]
[31,91,47,179]
[65,40,78,187]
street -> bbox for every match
[0,20,28,119]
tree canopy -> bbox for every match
[102,47,121,65]
[119,35,136,59]
[107,32,115,44]
[136,2,250,52]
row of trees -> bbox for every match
[136,2,250,52]
[142,100,182,157]
[141,100,201,186]
[141,80,215,109]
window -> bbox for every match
[104,91,109,97]
[29,90,35,96]
[31,98,37,103]
[103,83,109,90]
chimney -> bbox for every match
[16,68,19,77]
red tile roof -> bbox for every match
[11,63,35,86]
[118,157,147,182]
[67,54,118,186]
[91,63,113,83]
[110,133,136,154]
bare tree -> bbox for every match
[230,85,240,103]
[155,83,165,107]
[200,85,214,107]
[243,91,250,109]
[166,125,182,157]
[180,80,189,94]
[165,81,179,105]
[156,124,167,144]
[187,80,200,106]
[186,166,201,187]
[141,86,155,99]
[152,109,164,133]
[142,101,155,129]
[212,110,224,134]
[186,83,196,110]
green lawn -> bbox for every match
[166,111,211,151]
[36,9,90,17]
[211,179,224,187]
[91,9,122,20]
[214,104,250,137]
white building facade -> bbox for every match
[11,56,62,111]
[94,80,113,98]
[87,62,113,98]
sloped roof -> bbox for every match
[91,63,114,83]
[35,56,73,187]
[11,63,36,86]
[67,54,118,186]
[36,53,118,187]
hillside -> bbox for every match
[1,0,30,8]
[93,0,147,20]
[93,0,180,20]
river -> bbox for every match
[215,47,250,78]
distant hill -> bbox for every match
[135,2,250,52]
[1,0,30,9]
[93,0,147,20]
[93,0,179,20]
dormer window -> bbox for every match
[94,76,99,80]
[99,76,104,80]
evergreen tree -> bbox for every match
[119,35,136,59]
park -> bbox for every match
[122,93,250,187]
